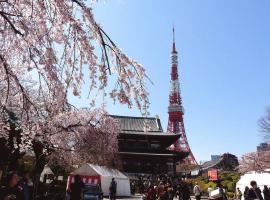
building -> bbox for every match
[111,115,188,175]
[201,153,239,172]
[257,143,270,152]
[167,27,197,166]
[211,155,221,161]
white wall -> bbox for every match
[100,176,131,196]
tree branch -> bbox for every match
[0,11,23,36]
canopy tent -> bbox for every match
[40,165,54,183]
[69,163,131,196]
[236,171,270,198]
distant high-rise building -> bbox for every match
[257,143,270,151]
[211,155,221,161]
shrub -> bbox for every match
[186,171,241,195]
[227,192,235,198]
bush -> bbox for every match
[186,171,241,195]
[227,182,235,192]
[227,192,235,198]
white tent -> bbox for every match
[72,163,131,196]
[236,171,270,198]
[40,165,54,183]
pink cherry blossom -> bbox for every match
[0,0,150,168]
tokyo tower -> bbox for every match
[167,27,197,165]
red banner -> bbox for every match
[66,175,101,191]
[208,169,218,181]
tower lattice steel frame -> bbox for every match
[167,27,197,165]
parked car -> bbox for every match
[83,183,103,200]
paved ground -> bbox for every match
[104,195,198,200]
[103,195,142,200]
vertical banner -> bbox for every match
[208,169,218,181]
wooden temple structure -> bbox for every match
[111,115,188,175]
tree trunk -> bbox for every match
[32,140,47,200]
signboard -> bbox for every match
[208,169,218,181]
[191,169,200,176]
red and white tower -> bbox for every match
[167,27,197,165]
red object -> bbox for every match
[167,27,197,165]
[66,175,101,191]
[208,169,218,181]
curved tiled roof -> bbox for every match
[110,115,163,133]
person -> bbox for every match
[109,178,117,200]
[0,171,24,200]
[157,181,166,200]
[139,177,145,194]
[176,179,184,200]
[263,185,270,200]
[173,181,178,199]
[244,187,249,200]
[131,180,136,195]
[181,182,191,200]
[70,175,85,200]
[235,188,242,200]
[247,181,263,200]
[193,182,201,200]
[167,182,174,200]
[19,172,33,200]
[215,183,228,200]
[146,184,156,200]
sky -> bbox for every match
[76,0,270,162]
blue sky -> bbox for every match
[77,0,270,162]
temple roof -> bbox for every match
[110,115,163,133]
[110,115,181,147]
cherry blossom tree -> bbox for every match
[239,108,270,173]
[0,0,149,113]
[42,109,119,167]
[239,150,270,173]
[0,2,149,149]
[0,0,150,191]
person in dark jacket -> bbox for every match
[70,175,85,200]
[181,182,191,200]
[0,171,24,200]
[19,172,33,200]
[263,185,270,200]
[109,178,117,200]
[248,181,263,200]
[244,187,250,200]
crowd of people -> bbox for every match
[235,181,270,200]
[1,171,270,200]
[130,176,196,200]
[0,171,33,200]
[131,176,270,200]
